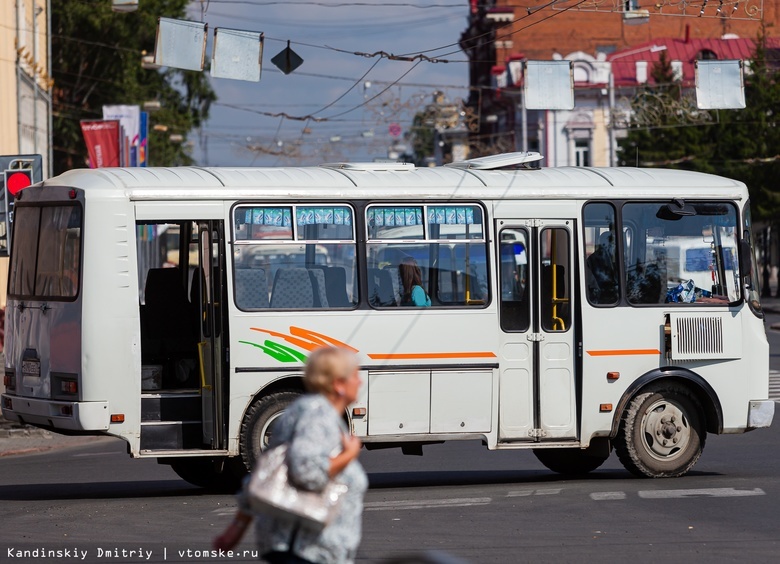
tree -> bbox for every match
[52,0,215,173]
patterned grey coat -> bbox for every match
[238,394,368,563]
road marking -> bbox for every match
[506,488,562,497]
[638,487,765,499]
[769,370,780,401]
[364,497,491,511]
[590,491,626,501]
[212,508,237,516]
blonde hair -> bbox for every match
[304,347,359,394]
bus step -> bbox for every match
[141,393,202,422]
[140,421,203,450]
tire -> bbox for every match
[615,384,706,478]
[169,457,242,492]
[239,390,301,472]
[533,447,610,476]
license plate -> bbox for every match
[22,360,40,378]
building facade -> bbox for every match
[460,0,779,165]
[0,0,52,307]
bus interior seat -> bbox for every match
[235,268,269,309]
[308,268,329,308]
[141,268,198,385]
[368,268,397,307]
[270,268,314,308]
[323,266,351,307]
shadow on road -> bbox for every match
[366,468,721,489]
[0,480,223,501]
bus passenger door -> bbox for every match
[497,221,577,442]
[197,222,226,449]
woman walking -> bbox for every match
[214,347,367,563]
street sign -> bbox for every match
[0,154,43,257]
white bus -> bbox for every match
[2,153,773,488]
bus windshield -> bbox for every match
[8,204,82,299]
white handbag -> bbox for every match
[248,444,348,533]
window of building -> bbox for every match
[575,140,590,167]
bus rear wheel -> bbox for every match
[615,384,706,478]
[533,446,610,475]
[239,390,301,472]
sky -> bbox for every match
[182,0,472,167]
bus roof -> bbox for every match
[44,164,747,201]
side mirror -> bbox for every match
[740,239,752,278]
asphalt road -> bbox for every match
[1,312,779,563]
[1,412,779,563]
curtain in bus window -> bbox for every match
[9,206,41,297]
[35,206,82,298]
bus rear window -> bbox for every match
[9,205,82,299]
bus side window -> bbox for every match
[583,202,619,306]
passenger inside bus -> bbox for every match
[586,230,619,304]
[399,257,431,307]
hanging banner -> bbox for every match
[139,111,149,167]
[80,120,121,168]
[103,105,141,167]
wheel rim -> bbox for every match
[640,398,691,461]
[256,411,284,453]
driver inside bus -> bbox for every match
[586,230,619,304]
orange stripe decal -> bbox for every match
[367,352,496,360]
[587,349,661,357]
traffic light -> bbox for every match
[4,169,33,198]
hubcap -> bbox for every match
[640,399,691,461]
[257,411,284,452]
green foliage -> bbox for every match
[403,110,436,166]
[52,0,215,173]
[621,37,780,220]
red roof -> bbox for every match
[608,37,780,87]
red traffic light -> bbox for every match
[4,170,33,196]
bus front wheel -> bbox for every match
[532,447,609,475]
[615,384,706,478]
[239,390,301,472]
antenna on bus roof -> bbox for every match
[446,152,544,170]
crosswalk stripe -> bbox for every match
[591,492,626,500]
[506,488,562,497]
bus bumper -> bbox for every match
[1,394,110,431]
[747,400,775,430]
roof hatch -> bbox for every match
[446,152,544,170]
